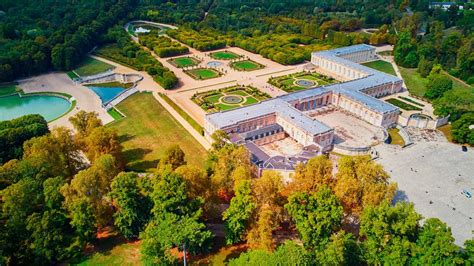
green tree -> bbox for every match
[285,186,343,250]
[411,218,462,264]
[425,74,453,99]
[223,179,256,244]
[109,172,152,239]
[451,112,474,145]
[140,172,213,264]
[317,231,362,265]
[61,154,120,231]
[360,201,422,265]
[394,31,419,67]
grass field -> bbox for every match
[388,128,405,146]
[386,98,422,111]
[108,92,206,172]
[185,68,221,80]
[230,60,264,71]
[399,67,472,98]
[362,60,397,76]
[210,51,240,60]
[0,85,19,97]
[74,57,114,77]
[398,96,424,107]
[437,124,453,142]
[168,56,200,68]
[72,228,141,266]
[159,93,204,135]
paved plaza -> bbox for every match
[307,108,385,147]
[376,140,474,246]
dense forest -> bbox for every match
[0,0,138,82]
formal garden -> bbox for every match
[210,50,241,60]
[268,71,337,92]
[230,59,264,71]
[192,85,270,112]
[167,56,200,68]
[185,68,222,80]
[139,33,189,58]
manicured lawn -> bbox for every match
[211,51,240,60]
[0,85,19,97]
[399,67,429,98]
[388,128,405,146]
[67,71,79,80]
[186,68,221,80]
[244,96,258,105]
[230,60,264,71]
[108,92,206,172]
[386,98,422,111]
[74,57,114,77]
[362,60,397,76]
[168,56,199,68]
[205,93,224,104]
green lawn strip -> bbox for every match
[158,92,204,136]
[107,107,124,120]
[74,57,114,77]
[231,60,263,71]
[211,51,240,60]
[90,81,134,89]
[362,60,397,76]
[0,85,19,97]
[109,92,206,172]
[127,23,137,37]
[66,71,79,80]
[398,96,424,107]
[244,96,259,105]
[186,68,220,80]
[388,128,405,146]
[386,98,422,111]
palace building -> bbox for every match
[204,44,403,170]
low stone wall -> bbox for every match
[397,125,413,147]
[398,113,449,130]
[333,144,371,155]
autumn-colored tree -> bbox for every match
[158,144,186,171]
[68,111,102,137]
[210,145,253,200]
[247,171,284,251]
[84,127,123,167]
[333,156,397,216]
[287,155,333,195]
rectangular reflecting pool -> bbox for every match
[88,86,125,104]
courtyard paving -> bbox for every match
[375,139,474,246]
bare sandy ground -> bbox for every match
[17,72,113,129]
[260,138,303,157]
